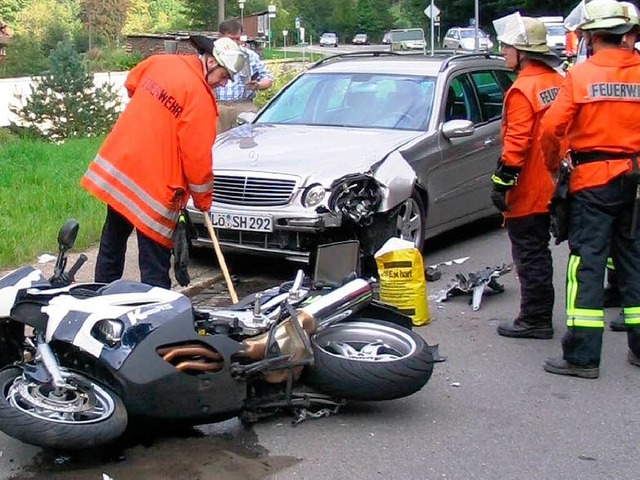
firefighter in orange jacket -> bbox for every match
[81,36,246,289]
[490,14,564,339]
[539,0,640,379]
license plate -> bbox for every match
[210,212,273,232]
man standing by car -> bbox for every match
[490,14,564,340]
[540,0,640,378]
[81,37,246,289]
[215,19,273,133]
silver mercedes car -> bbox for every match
[188,52,514,263]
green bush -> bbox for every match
[85,46,144,73]
[10,39,122,142]
[0,33,48,78]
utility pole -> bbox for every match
[218,0,225,28]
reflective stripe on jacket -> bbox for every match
[500,63,564,218]
[81,54,217,248]
[540,49,640,193]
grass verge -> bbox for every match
[0,135,105,269]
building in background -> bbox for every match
[125,12,270,59]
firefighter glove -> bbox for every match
[172,211,191,287]
[490,160,520,212]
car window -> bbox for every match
[494,70,515,92]
[443,75,481,124]
[257,72,436,131]
[469,71,504,121]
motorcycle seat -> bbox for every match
[96,280,155,296]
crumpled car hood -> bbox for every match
[213,124,421,178]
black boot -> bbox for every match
[497,319,554,339]
[543,357,599,379]
[609,312,628,332]
[629,351,640,367]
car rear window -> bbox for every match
[257,72,436,131]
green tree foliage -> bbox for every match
[79,0,130,48]
[0,0,31,25]
[0,33,48,78]
[10,40,122,142]
[124,0,189,34]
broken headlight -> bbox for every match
[329,176,383,226]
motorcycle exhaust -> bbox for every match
[241,278,373,368]
[300,278,373,328]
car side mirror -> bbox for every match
[237,112,257,126]
[441,119,475,139]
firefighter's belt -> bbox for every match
[571,150,639,165]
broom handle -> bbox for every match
[203,214,239,304]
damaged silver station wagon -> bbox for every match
[188,51,514,263]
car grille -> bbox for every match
[213,175,296,207]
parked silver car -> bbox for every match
[188,52,514,263]
[443,27,494,52]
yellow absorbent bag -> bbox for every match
[374,238,429,326]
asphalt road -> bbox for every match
[2,218,640,479]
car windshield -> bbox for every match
[460,29,488,38]
[322,33,336,39]
[355,34,366,39]
[546,25,565,36]
[256,72,435,131]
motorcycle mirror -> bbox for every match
[57,219,79,252]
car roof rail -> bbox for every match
[438,52,504,72]
[309,50,401,69]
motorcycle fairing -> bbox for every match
[0,266,48,317]
[42,287,187,368]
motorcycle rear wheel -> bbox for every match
[303,319,434,401]
[0,367,128,450]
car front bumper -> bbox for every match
[188,207,344,263]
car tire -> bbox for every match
[396,190,426,252]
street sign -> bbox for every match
[424,4,440,18]
[295,17,300,29]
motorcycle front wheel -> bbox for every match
[303,319,434,401]
[0,367,128,450]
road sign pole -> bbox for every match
[430,0,435,55]
[474,0,479,52]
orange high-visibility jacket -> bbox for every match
[540,49,640,193]
[501,63,564,218]
[565,31,579,57]
[81,54,217,248]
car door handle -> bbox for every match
[483,138,495,146]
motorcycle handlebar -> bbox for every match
[66,254,88,282]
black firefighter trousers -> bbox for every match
[505,214,554,327]
[95,206,172,289]
[563,176,640,366]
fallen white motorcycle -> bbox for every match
[0,220,442,450]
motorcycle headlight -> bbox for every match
[92,319,124,348]
[302,183,326,207]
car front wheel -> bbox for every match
[396,191,426,251]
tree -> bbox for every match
[0,0,31,26]
[79,0,130,49]
[10,39,122,142]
